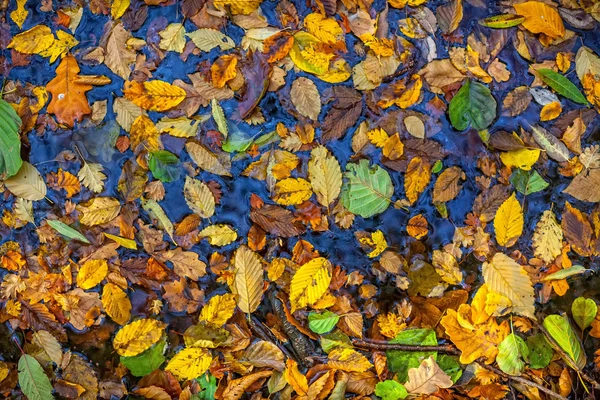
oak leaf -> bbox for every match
[46,55,92,127]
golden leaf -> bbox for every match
[499,148,540,171]
[327,348,373,372]
[111,0,130,19]
[10,0,28,29]
[532,210,563,264]
[113,318,166,357]
[211,54,238,89]
[432,250,463,285]
[39,30,79,63]
[159,23,187,53]
[198,224,237,247]
[540,101,562,121]
[284,359,309,396]
[233,245,264,314]
[213,0,262,15]
[358,230,387,258]
[289,257,332,312]
[405,156,431,205]
[482,253,535,318]
[165,347,212,381]
[103,233,137,250]
[493,193,523,247]
[513,1,565,39]
[199,293,237,326]
[47,168,81,198]
[123,80,186,112]
[407,214,428,239]
[183,176,216,219]
[367,127,389,148]
[441,307,509,364]
[76,197,121,226]
[77,259,108,290]
[382,133,404,160]
[130,114,161,152]
[308,145,342,207]
[8,25,55,55]
[101,282,132,325]
[273,178,313,205]
[303,13,344,45]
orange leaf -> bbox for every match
[513,1,565,39]
[211,54,238,89]
[46,54,92,127]
[407,214,428,239]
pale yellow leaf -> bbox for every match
[198,224,238,247]
[533,210,563,264]
[184,176,216,218]
[159,23,187,53]
[76,197,121,226]
[289,257,332,312]
[405,356,453,395]
[308,145,342,207]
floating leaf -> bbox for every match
[537,69,588,105]
[308,311,340,334]
[149,150,181,183]
[493,193,524,247]
[198,224,238,247]
[233,245,264,314]
[543,314,586,370]
[512,1,565,39]
[47,220,90,244]
[341,160,393,218]
[0,99,23,179]
[479,14,524,28]
[510,169,548,195]
[4,162,47,201]
[289,257,332,312]
[571,297,597,331]
[449,80,497,131]
[18,354,54,400]
[102,282,132,325]
[165,347,213,381]
[532,210,562,264]
[184,176,216,218]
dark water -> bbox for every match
[2,0,600,392]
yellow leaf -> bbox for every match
[499,147,540,171]
[10,0,28,29]
[493,193,524,247]
[441,307,509,364]
[432,250,463,285]
[183,176,216,218]
[359,230,387,258]
[198,224,237,247]
[513,1,565,39]
[317,59,351,83]
[8,25,55,55]
[308,146,342,207]
[123,80,186,112]
[76,197,121,226]
[111,0,130,19]
[382,133,404,160]
[199,293,237,327]
[327,348,373,372]
[484,290,513,317]
[113,318,166,356]
[103,232,137,250]
[284,359,308,396]
[367,127,389,148]
[165,347,212,381]
[303,13,344,45]
[482,253,536,318]
[289,257,332,312]
[102,282,132,325]
[159,23,187,53]
[211,54,238,89]
[130,114,161,152]
[233,245,264,314]
[466,45,492,83]
[405,156,431,205]
[540,101,562,121]
[38,30,79,63]
[532,210,563,264]
[77,259,108,289]
[213,0,262,15]
[377,312,406,338]
[273,178,312,205]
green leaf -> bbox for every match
[0,99,23,179]
[541,264,586,281]
[437,355,462,383]
[448,80,497,131]
[479,14,525,28]
[510,169,549,195]
[46,220,90,244]
[571,297,597,331]
[195,373,217,400]
[320,330,352,353]
[432,160,443,174]
[149,150,181,183]
[496,333,529,376]
[18,354,54,400]
[341,159,393,218]
[543,314,586,370]
[527,334,553,369]
[308,311,340,334]
[537,68,589,105]
[222,122,256,153]
[375,380,408,400]
[120,338,166,377]
[211,99,228,138]
[387,329,437,382]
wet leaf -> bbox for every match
[47,220,90,244]
[289,257,332,312]
[571,297,597,331]
[537,69,588,105]
[543,314,586,370]
[4,162,47,201]
[341,160,393,218]
[165,347,212,381]
[18,354,54,400]
[233,245,264,314]
[0,99,23,178]
[113,319,166,357]
[496,333,529,376]
[449,80,497,131]
[493,194,524,247]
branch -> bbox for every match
[351,338,568,400]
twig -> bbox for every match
[351,338,568,400]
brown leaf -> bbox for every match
[407,214,429,239]
[321,86,363,142]
[473,184,510,223]
[222,370,273,400]
[433,166,465,203]
[562,202,593,256]
[250,204,306,238]
[502,86,532,117]
[234,51,271,120]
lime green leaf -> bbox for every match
[341,160,393,218]
[308,311,340,334]
[149,150,181,183]
[510,169,549,195]
[46,220,90,244]
[571,297,597,331]
[541,264,586,281]
[375,380,408,400]
[0,99,23,178]
[120,338,166,377]
[448,80,497,131]
[543,314,586,370]
[18,354,54,400]
[196,373,218,400]
[437,355,462,383]
[388,329,437,382]
[496,333,529,376]
[537,68,588,105]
